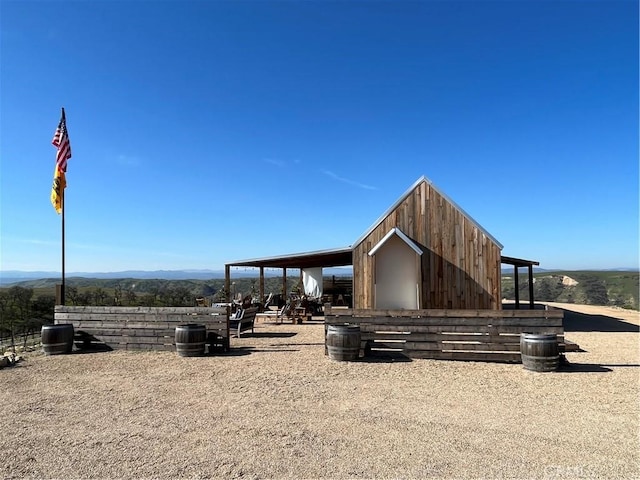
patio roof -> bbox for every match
[500,256,540,267]
[228,250,538,271]
[226,247,353,270]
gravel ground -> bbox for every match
[1,304,638,480]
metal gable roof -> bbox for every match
[226,175,506,270]
[352,175,504,250]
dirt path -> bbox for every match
[1,306,638,479]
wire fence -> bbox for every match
[0,332,42,353]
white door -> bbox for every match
[373,234,419,309]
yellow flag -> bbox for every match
[50,167,66,214]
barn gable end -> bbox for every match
[352,176,503,310]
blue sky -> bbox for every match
[1,0,638,274]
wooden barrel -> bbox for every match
[520,333,559,372]
[41,324,74,355]
[326,324,361,361]
[175,324,207,357]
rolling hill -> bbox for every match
[501,270,638,310]
[2,270,637,310]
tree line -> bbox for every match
[0,284,225,352]
[0,287,55,352]
[501,272,638,310]
[0,277,306,351]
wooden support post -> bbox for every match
[259,267,265,307]
[282,269,287,299]
[299,270,303,294]
[224,265,231,303]
[514,265,520,309]
[528,265,535,309]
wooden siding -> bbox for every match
[325,306,565,363]
[353,180,502,310]
[54,306,230,352]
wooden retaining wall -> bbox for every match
[324,306,565,363]
[54,306,229,352]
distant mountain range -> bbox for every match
[0,268,356,285]
[2,269,637,310]
[2,267,637,285]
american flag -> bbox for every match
[51,108,72,214]
[52,107,72,172]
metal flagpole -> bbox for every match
[52,106,71,306]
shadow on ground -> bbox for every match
[553,357,639,373]
[73,331,114,353]
[358,351,413,363]
[72,344,114,354]
[241,332,298,339]
[557,362,613,373]
[215,347,253,356]
[561,309,639,333]
[215,346,303,356]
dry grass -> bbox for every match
[2,304,638,479]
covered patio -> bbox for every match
[225,249,540,311]
[224,247,353,307]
